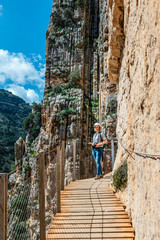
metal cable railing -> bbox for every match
[117,136,160,160]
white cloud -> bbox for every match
[0,5,3,16]
[6,85,39,104]
[32,53,42,62]
[0,49,45,86]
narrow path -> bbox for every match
[46,173,135,240]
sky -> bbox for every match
[0,0,53,104]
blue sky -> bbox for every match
[0,0,53,103]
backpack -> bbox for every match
[99,132,108,149]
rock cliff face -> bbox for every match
[109,1,160,239]
[44,0,99,177]
[43,0,116,179]
[38,0,117,230]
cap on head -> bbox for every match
[94,123,102,131]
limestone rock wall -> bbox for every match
[96,0,117,172]
[110,1,160,239]
[107,0,124,84]
[45,0,84,90]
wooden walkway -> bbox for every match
[46,174,135,240]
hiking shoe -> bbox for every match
[100,175,103,178]
[94,175,100,180]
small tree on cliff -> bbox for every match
[23,102,42,142]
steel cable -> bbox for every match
[117,136,160,159]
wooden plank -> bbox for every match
[46,232,134,238]
[54,215,131,220]
[46,176,134,240]
[53,219,131,225]
[50,223,132,228]
[48,227,134,233]
[0,173,8,240]
[61,207,124,212]
[57,146,61,213]
[62,198,121,204]
[61,141,65,190]
[56,211,128,217]
[47,238,134,240]
[61,203,124,207]
[38,153,46,240]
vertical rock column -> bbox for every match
[14,137,25,178]
[80,0,100,178]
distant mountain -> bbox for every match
[0,89,31,173]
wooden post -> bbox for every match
[111,140,115,170]
[57,146,61,213]
[99,86,102,124]
[38,153,46,240]
[0,173,8,240]
[73,140,76,181]
[61,141,65,190]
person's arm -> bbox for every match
[95,132,107,147]
[95,138,107,147]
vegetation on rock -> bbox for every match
[75,0,85,8]
[112,160,127,191]
[67,69,81,88]
[106,99,117,116]
[0,90,31,173]
[51,6,75,28]
[23,103,42,143]
[45,69,81,99]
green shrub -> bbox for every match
[64,8,74,21]
[11,163,16,172]
[67,69,81,88]
[91,100,99,110]
[112,160,127,191]
[53,85,63,94]
[106,99,117,115]
[60,108,74,119]
[23,163,30,171]
[75,0,84,8]
[52,9,64,28]
[52,7,75,28]
[23,103,41,143]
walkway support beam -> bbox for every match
[38,153,46,240]
[111,140,115,170]
[73,140,76,181]
[57,146,61,213]
[61,141,65,190]
[0,173,8,240]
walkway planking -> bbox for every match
[46,174,135,240]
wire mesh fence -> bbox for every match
[7,166,40,240]
[0,139,113,240]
